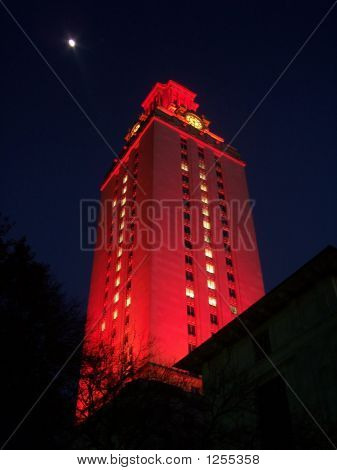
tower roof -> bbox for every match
[141,80,199,114]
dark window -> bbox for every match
[111,329,116,338]
[185,255,193,265]
[216,171,222,178]
[126,280,131,290]
[221,218,228,226]
[181,152,188,160]
[218,193,225,200]
[183,200,190,208]
[187,305,195,316]
[188,344,196,353]
[229,288,236,298]
[125,315,129,325]
[188,324,196,336]
[182,174,189,183]
[184,212,190,221]
[185,240,192,249]
[227,272,235,282]
[210,314,218,324]
[219,204,227,213]
[223,230,229,238]
[186,271,194,281]
[184,225,191,235]
[254,330,272,361]
[215,160,221,169]
[226,257,233,266]
[256,377,292,449]
[217,181,224,189]
[183,187,189,195]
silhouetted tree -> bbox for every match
[77,339,151,421]
[0,215,83,449]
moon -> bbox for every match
[68,38,76,48]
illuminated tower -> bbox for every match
[83,80,264,368]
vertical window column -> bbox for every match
[181,138,197,352]
[214,157,238,315]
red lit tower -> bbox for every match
[82,80,264,370]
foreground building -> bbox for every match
[176,246,337,449]
[81,80,264,371]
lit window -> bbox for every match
[101,321,106,332]
[199,172,206,180]
[122,185,127,195]
[115,277,120,287]
[204,234,211,243]
[120,208,125,218]
[113,310,118,320]
[202,207,209,216]
[120,221,124,230]
[205,248,213,258]
[206,263,215,274]
[119,233,124,243]
[123,175,128,184]
[186,287,195,298]
[117,247,122,257]
[200,183,207,192]
[199,161,206,169]
[181,162,189,171]
[209,296,217,307]
[116,262,121,272]
[113,199,117,207]
[207,279,216,290]
[114,293,119,303]
[126,296,131,307]
[201,195,208,204]
[121,197,126,206]
[203,220,211,230]
[230,305,238,314]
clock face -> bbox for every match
[185,113,203,130]
[131,122,140,136]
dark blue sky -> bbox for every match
[1,1,336,308]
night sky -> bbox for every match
[1,1,336,308]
